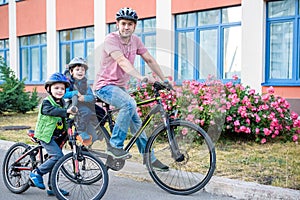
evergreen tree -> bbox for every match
[0,57,40,114]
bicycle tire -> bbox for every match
[50,151,109,200]
[145,119,216,195]
[2,143,34,194]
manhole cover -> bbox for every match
[0,126,31,130]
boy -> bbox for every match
[64,57,98,145]
[29,72,76,196]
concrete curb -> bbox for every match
[113,159,300,200]
[1,140,299,200]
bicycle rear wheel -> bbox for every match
[2,143,34,194]
[50,151,108,200]
[145,119,216,195]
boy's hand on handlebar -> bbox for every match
[78,93,85,102]
[67,106,78,115]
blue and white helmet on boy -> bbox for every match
[44,72,70,94]
[68,57,88,71]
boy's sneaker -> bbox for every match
[152,159,169,171]
[47,188,69,196]
[29,171,45,189]
[76,132,92,146]
[106,146,131,159]
[79,132,91,140]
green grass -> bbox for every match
[0,111,299,190]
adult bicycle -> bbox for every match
[2,97,109,200]
[90,81,216,195]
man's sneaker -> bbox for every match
[29,171,45,189]
[152,159,169,171]
[47,188,69,196]
[106,146,131,159]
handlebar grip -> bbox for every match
[71,106,77,113]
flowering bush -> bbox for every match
[130,76,300,144]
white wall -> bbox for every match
[8,0,17,75]
[93,0,107,80]
[46,0,58,76]
[241,0,265,94]
[156,0,173,78]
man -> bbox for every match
[94,7,168,170]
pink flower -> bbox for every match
[246,118,250,125]
[198,106,204,111]
[232,75,239,80]
[249,89,255,95]
[186,114,195,122]
[262,94,270,101]
[255,128,260,134]
[292,134,298,142]
[267,86,274,94]
[239,126,246,132]
[234,120,240,126]
[261,138,267,144]
[291,112,298,120]
[229,88,236,94]
[181,128,188,136]
[226,116,233,122]
[200,119,205,126]
[263,128,271,136]
[225,82,233,88]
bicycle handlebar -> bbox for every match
[153,81,173,92]
[70,95,78,113]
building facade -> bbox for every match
[0,0,300,111]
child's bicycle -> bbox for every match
[90,81,216,195]
[2,97,109,200]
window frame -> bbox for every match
[19,34,47,83]
[59,26,94,80]
[174,7,241,84]
[0,38,9,66]
[264,0,300,86]
[107,18,157,76]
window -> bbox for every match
[0,0,8,5]
[0,39,9,66]
[59,27,94,80]
[19,34,47,83]
[175,6,241,83]
[265,0,300,85]
[135,18,156,76]
[108,18,156,76]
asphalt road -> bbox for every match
[0,144,236,200]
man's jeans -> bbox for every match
[95,85,156,162]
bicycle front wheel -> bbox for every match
[145,119,216,195]
[50,151,109,200]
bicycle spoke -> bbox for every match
[146,120,216,195]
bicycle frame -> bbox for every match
[11,116,81,175]
[97,82,183,161]
[11,144,43,172]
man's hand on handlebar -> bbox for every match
[141,76,156,84]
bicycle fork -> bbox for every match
[68,126,81,176]
[161,111,185,162]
